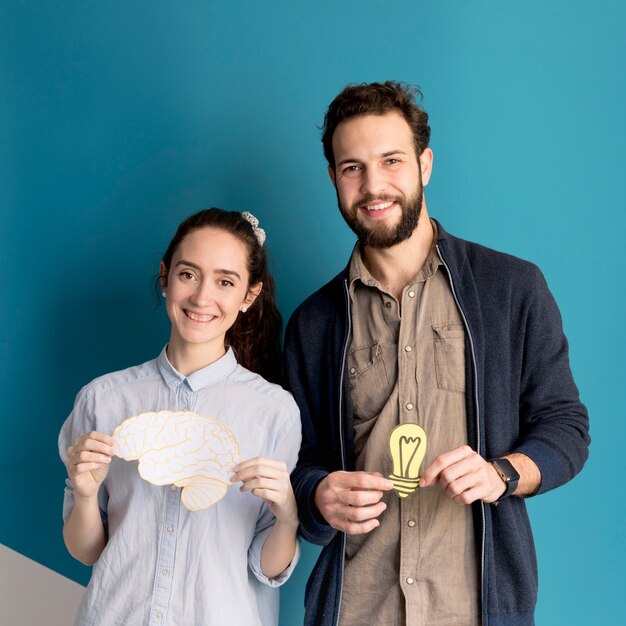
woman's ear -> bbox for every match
[159,262,168,295]
[242,282,263,311]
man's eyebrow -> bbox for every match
[381,150,407,158]
[336,150,408,168]
[336,157,361,168]
[174,260,241,280]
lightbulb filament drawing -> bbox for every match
[389,424,428,498]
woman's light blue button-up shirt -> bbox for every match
[59,347,301,626]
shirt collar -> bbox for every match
[347,228,442,302]
[348,243,384,301]
[157,346,239,391]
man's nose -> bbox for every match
[361,166,387,196]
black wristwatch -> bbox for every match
[489,458,520,502]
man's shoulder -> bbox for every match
[437,222,544,284]
[288,267,348,326]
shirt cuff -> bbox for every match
[248,527,301,587]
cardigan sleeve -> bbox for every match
[284,307,341,546]
[511,266,590,494]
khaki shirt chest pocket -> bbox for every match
[432,322,466,394]
[347,342,390,421]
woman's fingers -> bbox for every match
[231,457,288,483]
[67,432,117,463]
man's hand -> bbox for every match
[314,471,393,534]
[420,445,506,504]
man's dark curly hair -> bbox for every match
[322,81,431,170]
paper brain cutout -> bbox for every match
[113,410,241,511]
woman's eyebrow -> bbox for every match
[174,260,241,280]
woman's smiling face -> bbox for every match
[162,227,260,362]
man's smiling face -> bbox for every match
[329,111,431,249]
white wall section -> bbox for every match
[0,544,84,626]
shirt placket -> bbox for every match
[399,282,422,624]
[148,380,194,625]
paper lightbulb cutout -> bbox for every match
[388,423,428,498]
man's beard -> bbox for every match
[338,184,423,249]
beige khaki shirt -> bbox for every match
[339,241,480,626]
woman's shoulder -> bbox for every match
[75,358,160,403]
[229,364,299,416]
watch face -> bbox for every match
[492,459,520,488]
[490,459,520,502]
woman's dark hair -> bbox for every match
[322,80,431,170]
[160,208,283,384]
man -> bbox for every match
[284,81,589,626]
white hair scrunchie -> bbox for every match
[241,211,266,246]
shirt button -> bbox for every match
[384,301,392,308]
[166,525,174,533]
[155,610,163,620]
[162,569,169,576]
[406,577,415,585]
[350,367,356,375]
[408,290,415,298]
[170,485,177,491]
[407,519,416,528]
[406,403,414,411]
[404,345,412,352]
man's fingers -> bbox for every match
[327,471,393,492]
[442,473,477,499]
[337,489,386,507]
[421,445,476,486]
[328,502,387,534]
[339,518,381,535]
[337,501,387,523]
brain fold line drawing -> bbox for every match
[113,410,241,511]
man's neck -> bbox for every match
[361,207,435,300]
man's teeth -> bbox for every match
[364,201,394,211]
[186,311,215,322]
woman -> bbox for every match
[59,208,301,626]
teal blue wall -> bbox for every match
[2,1,624,623]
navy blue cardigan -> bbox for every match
[284,221,590,626]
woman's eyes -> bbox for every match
[177,272,235,288]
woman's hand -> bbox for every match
[67,431,117,499]
[232,457,298,527]
[232,456,300,579]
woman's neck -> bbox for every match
[165,340,226,377]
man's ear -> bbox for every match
[419,148,434,187]
[328,165,337,188]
